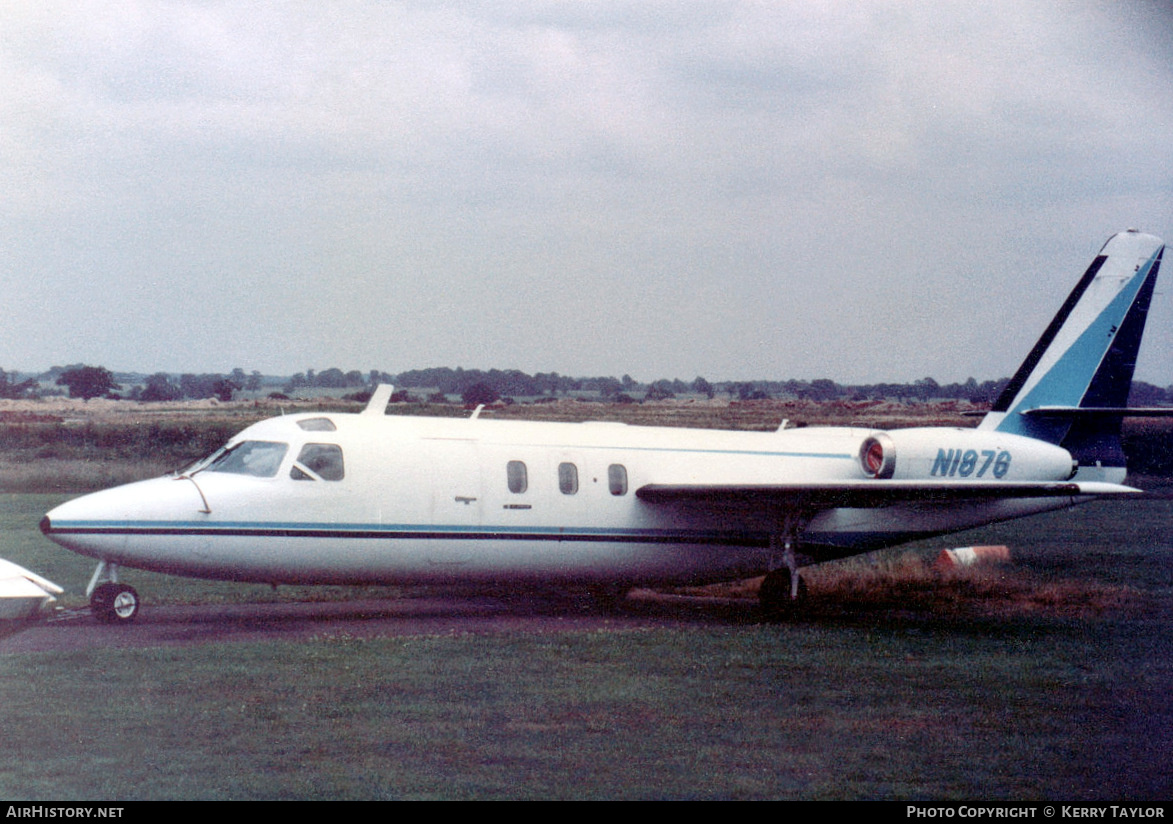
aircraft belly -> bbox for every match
[101,528,769,586]
[51,486,1089,585]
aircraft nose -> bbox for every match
[42,476,208,536]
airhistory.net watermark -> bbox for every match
[6,809,123,818]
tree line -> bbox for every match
[3,364,1173,408]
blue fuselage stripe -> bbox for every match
[47,521,765,545]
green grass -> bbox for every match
[2,621,1169,800]
[2,496,1171,800]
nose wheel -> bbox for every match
[91,582,140,623]
[86,561,140,623]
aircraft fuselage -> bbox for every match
[41,410,1081,588]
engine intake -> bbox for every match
[859,433,896,479]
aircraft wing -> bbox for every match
[635,480,1141,509]
[0,557,64,622]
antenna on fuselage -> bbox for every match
[363,384,394,416]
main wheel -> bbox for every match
[91,582,140,624]
[758,569,808,620]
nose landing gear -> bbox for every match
[91,582,140,623]
[87,561,140,623]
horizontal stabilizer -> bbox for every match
[1021,406,1173,418]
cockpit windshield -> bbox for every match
[201,441,289,478]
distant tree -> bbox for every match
[140,373,182,402]
[368,369,395,389]
[57,366,120,400]
[462,382,500,406]
[733,382,769,401]
[284,372,307,393]
[691,376,714,399]
[179,373,239,401]
[645,380,676,401]
[913,376,940,401]
[595,377,623,398]
[806,379,840,401]
[211,378,240,402]
[315,368,352,388]
[0,369,38,399]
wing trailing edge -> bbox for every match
[635,480,1140,510]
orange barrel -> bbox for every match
[934,545,1011,570]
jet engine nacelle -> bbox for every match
[859,427,1077,482]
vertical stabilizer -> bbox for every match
[978,230,1164,480]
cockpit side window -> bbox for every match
[206,441,288,478]
[291,443,345,481]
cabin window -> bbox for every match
[298,417,337,432]
[608,464,628,496]
[558,462,579,495]
[507,461,527,493]
[206,441,288,478]
[291,443,345,481]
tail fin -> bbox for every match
[978,230,1165,481]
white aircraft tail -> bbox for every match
[978,230,1165,480]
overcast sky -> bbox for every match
[3,1,1171,385]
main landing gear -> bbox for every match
[758,511,810,620]
[758,568,808,619]
[87,561,140,624]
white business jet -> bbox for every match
[40,231,1167,622]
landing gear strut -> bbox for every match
[87,561,140,624]
[759,567,808,617]
[759,510,810,620]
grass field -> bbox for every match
[1,491,1170,800]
